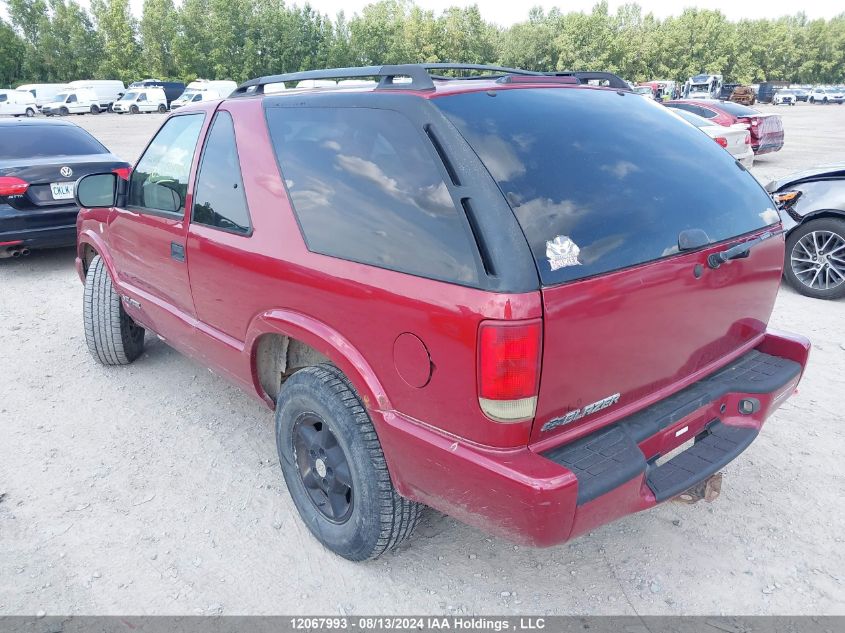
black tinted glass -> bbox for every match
[192,111,250,234]
[715,101,759,116]
[128,114,204,214]
[0,126,108,159]
[265,106,479,284]
[437,88,777,285]
[672,109,709,129]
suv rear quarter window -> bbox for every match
[192,111,251,234]
[436,88,777,286]
[265,106,480,284]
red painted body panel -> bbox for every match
[380,330,809,546]
[75,83,810,547]
[532,228,784,446]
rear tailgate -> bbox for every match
[434,86,784,447]
[534,231,783,444]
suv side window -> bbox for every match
[67,94,77,103]
[128,114,204,215]
[192,111,251,234]
[265,106,479,284]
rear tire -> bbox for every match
[90,104,100,114]
[83,255,145,364]
[275,364,421,560]
[784,218,845,300]
[157,103,167,113]
[25,107,35,117]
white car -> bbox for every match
[42,88,102,116]
[809,87,845,104]
[112,87,168,114]
[772,89,797,106]
[0,89,38,117]
[671,108,754,168]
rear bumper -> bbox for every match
[378,330,810,547]
[0,204,78,249]
[752,137,784,154]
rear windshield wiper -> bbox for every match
[707,229,784,269]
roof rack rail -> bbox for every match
[231,63,544,96]
[547,71,631,91]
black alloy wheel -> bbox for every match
[292,412,353,522]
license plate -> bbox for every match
[50,182,75,200]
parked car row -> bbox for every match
[664,98,784,155]
[0,78,240,118]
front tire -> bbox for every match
[784,218,845,300]
[130,104,139,114]
[275,364,421,560]
[58,106,68,116]
[83,255,145,364]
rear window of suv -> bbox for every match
[436,88,777,285]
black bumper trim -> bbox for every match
[645,421,756,502]
[541,349,800,506]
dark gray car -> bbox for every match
[767,164,845,299]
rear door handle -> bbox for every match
[170,241,185,262]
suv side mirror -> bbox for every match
[75,173,119,208]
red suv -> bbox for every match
[74,64,810,561]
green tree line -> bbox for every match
[2,0,844,88]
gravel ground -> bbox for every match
[1,103,844,616]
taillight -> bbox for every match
[714,137,728,148]
[0,176,29,197]
[112,166,131,180]
[477,320,541,423]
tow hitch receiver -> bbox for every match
[674,472,723,504]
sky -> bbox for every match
[1,0,841,25]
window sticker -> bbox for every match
[546,235,581,270]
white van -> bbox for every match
[0,89,38,117]
[112,87,168,114]
[14,83,67,109]
[66,80,125,110]
[170,79,237,109]
[42,88,101,116]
